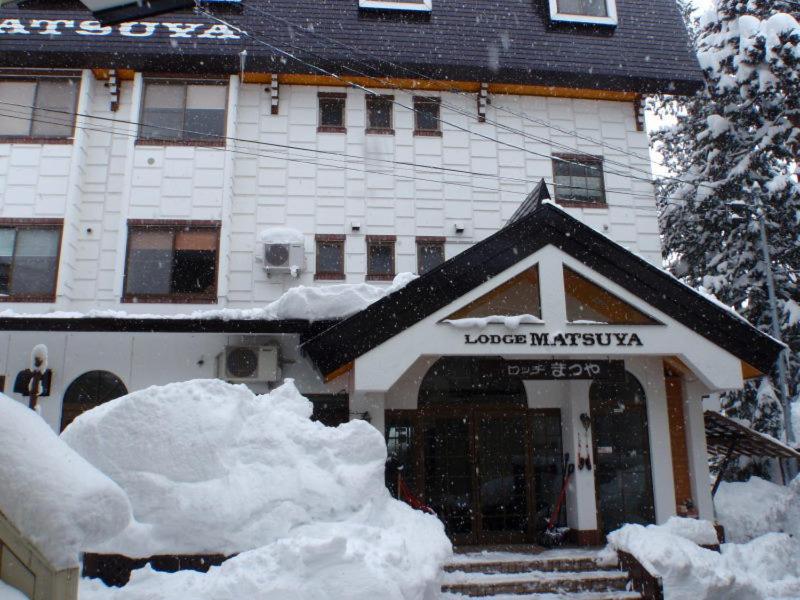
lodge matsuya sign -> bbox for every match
[464,331,644,348]
[0,18,241,39]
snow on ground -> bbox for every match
[606,516,800,599]
[0,394,131,569]
[0,581,28,600]
[0,272,417,322]
[64,379,450,600]
[714,475,800,543]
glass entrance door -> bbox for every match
[590,373,655,533]
[421,407,531,544]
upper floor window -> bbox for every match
[548,0,618,26]
[366,235,395,281]
[0,220,62,302]
[139,80,227,145]
[318,92,346,133]
[552,154,606,206]
[358,0,431,12]
[315,234,346,280]
[413,96,441,137]
[366,95,394,135]
[416,237,445,275]
[123,221,220,303]
[0,78,79,141]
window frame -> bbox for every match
[0,218,63,303]
[315,234,346,281]
[317,92,347,134]
[366,235,396,281]
[0,77,80,144]
[365,94,395,135]
[415,236,445,275]
[413,96,442,137]
[137,78,229,147]
[122,219,221,304]
[358,0,431,13]
[548,0,618,26]
[551,153,607,208]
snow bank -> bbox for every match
[715,475,800,543]
[0,272,417,322]
[65,379,450,599]
[606,518,800,599]
[0,394,131,569]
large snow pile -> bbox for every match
[64,379,450,600]
[0,581,27,600]
[715,475,800,543]
[606,518,800,599]
[0,394,131,569]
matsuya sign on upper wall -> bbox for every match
[0,18,240,39]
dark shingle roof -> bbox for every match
[300,203,783,377]
[0,0,703,93]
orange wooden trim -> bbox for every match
[741,361,764,380]
[489,83,638,102]
[276,74,481,92]
[324,361,353,383]
[447,265,541,320]
[242,72,274,84]
[92,68,135,81]
[663,356,693,377]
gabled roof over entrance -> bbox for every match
[301,202,783,378]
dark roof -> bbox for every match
[301,203,783,377]
[705,411,800,459]
[0,316,338,335]
[507,178,550,225]
[0,0,703,93]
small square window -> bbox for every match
[139,80,227,145]
[366,236,395,281]
[413,97,441,136]
[549,0,617,25]
[366,95,394,134]
[416,238,445,275]
[552,154,606,206]
[0,221,62,301]
[318,93,346,132]
[123,222,220,303]
[0,78,79,140]
[315,235,345,280]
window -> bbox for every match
[123,221,220,302]
[318,92,346,133]
[366,95,394,134]
[552,154,607,206]
[315,234,345,280]
[358,0,431,12]
[366,235,395,281]
[416,237,445,275]
[0,78,79,140]
[139,80,227,144]
[0,220,62,301]
[61,371,128,432]
[413,96,441,136]
[548,0,618,25]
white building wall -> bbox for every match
[0,73,660,314]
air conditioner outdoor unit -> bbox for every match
[263,242,305,277]
[218,346,280,382]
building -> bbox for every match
[0,0,784,545]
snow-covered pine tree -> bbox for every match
[652,0,800,480]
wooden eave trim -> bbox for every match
[741,361,764,380]
[324,361,353,383]
[240,73,638,102]
[92,68,135,81]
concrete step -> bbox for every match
[445,557,615,574]
[441,570,630,596]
